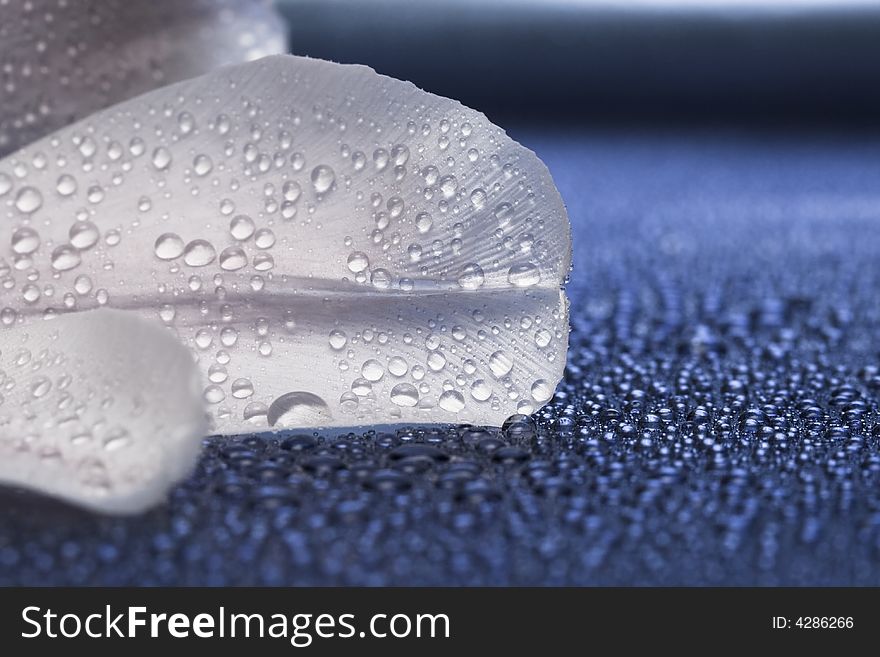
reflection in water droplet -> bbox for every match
[535,329,552,347]
[267,391,332,427]
[531,379,554,403]
[470,379,492,401]
[489,350,513,377]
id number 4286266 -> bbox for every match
[772,617,854,629]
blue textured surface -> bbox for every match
[2,126,880,585]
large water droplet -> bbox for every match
[154,233,185,260]
[267,391,332,427]
[508,262,541,287]
[470,379,492,401]
[457,263,485,289]
[347,251,369,273]
[328,329,347,350]
[51,245,81,271]
[229,214,255,240]
[219,246,248,271]
[11,227,40,254]
[69,221,99,250]
[489,350,514,377]
[183,239,216,267]
[530,379,554,402]
[14,187,42,214]
[362,359,384,382]
[56,174,77,196]
[390,383,419,407]
[439,389,466,412]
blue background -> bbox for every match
[3,2,880,585]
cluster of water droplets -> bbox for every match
[0,56,569,431]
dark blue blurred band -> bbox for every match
[278,0,880,123]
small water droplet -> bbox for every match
[152,147,172,170]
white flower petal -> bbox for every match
[0,0,285,156]
[0,309,206,514]
[0,54,571,432]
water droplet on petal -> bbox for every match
[12,227,40,254]
[51,245,81,271]
[362,359,384,382]
[457,263,485,289]
[310,164,335,193]
[508,262,541,287]
[390,383,419,407]
[489,350,514,377]
[14,187,42,214]
[531,379,554,403]
[183,239,216,267]
[267,391,332,427]
[347,251,369,273]
[154,233,185,260]
[229,215,255,240]
[69,221,99,250]
[439,389,465,412]
[219,246,248,271]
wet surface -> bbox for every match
[2,127,880,585]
